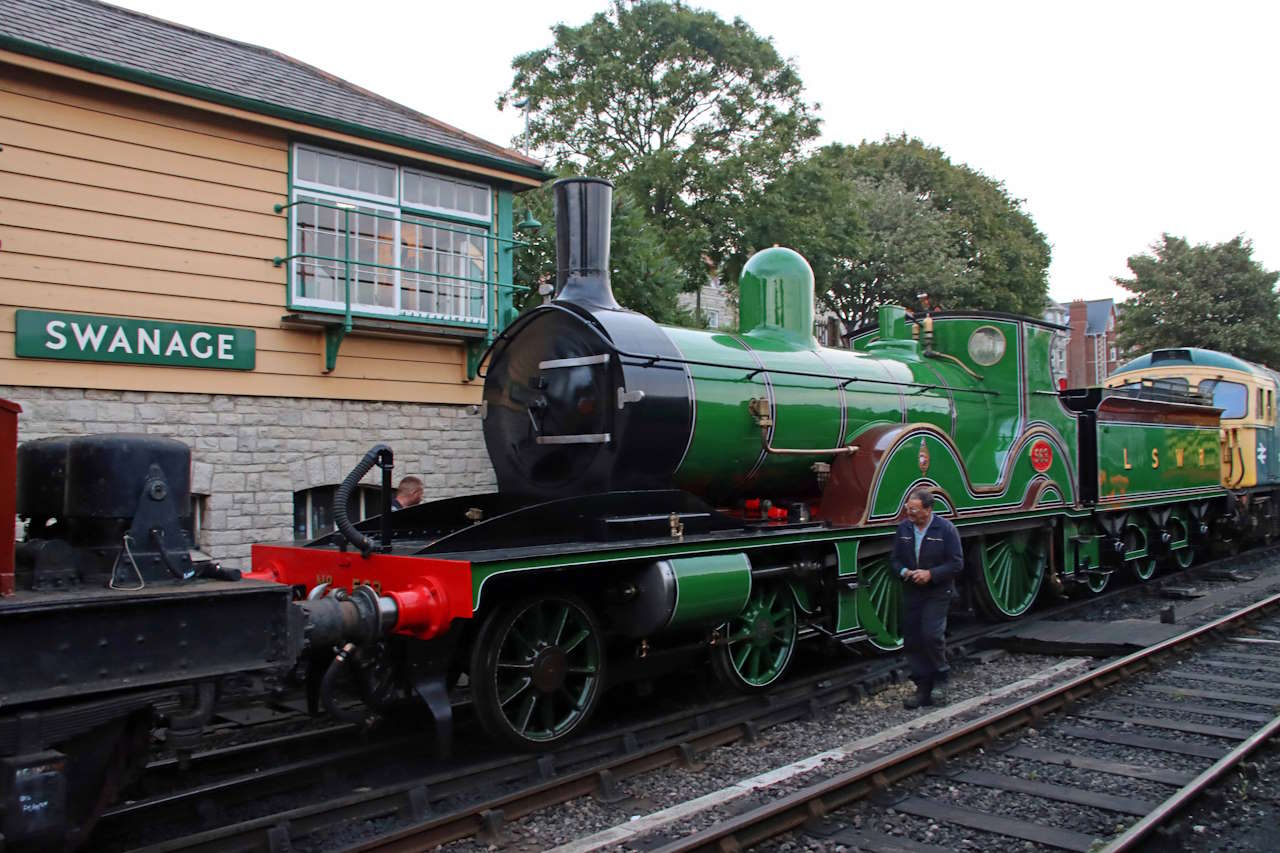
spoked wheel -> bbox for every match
[1167,515,1196,570]
[973,529,1047,620]
[1123,523,1158,581]
[470,594,605,749]
[712,582,798,692]
[855,555,902,651]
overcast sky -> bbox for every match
[105,0,1279,305]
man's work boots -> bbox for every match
[903,685,932,710]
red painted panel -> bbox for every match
[248,544,473,639]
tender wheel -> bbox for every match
[973,529,1047,620]
[855,555,902,651]
[1084,565,1111,594]
[469,593,605,749]
[1123,523,1158,581]
[712,582,798,691]
[1167,515,1195,570]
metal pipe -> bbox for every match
[379,453,393,553]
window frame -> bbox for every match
[401,166,491,225]
[291,190,403,316]
[288,143,493,328]
[1199,379,1249,419]
[293,484,381,541]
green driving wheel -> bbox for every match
[974,529,1047,620]
[712,582,798,692]
[470,594,605,749]
[855,555,903,651]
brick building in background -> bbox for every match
[1067,298,1120,386]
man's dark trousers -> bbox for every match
[890,513,964,695]
[903,586,951,691]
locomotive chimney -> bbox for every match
[553,176,620,310]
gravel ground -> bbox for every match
[1135,742,1280,853]
[437,652,1084,852]
[430,580,1280,852]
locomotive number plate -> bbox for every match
[1029,439,1053,473]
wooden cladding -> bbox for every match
[0,64,476,404]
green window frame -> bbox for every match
[288,143,495,328]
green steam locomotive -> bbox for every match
[250,177,1227,749]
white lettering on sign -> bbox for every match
[45,320,67,350]
[107,326,132,353]
[72,322,107,351]
[16,310,253,370]
[164,331,188,358]
[190,331,212,359]
[138,327,160,356]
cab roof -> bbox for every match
[1113,347,1267,378]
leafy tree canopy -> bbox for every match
[740,144,970,335]
[776,136,1052,324]
[512,176,691,324]
[1115,234,1280,367]
[501,0,819,291]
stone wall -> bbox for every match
[3,386,495,567]
[678,278,738,330]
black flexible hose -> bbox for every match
[320,643,377,727]
[335,444,391,557]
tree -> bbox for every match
[512,178,691,324]
[1115,234,1280,366]
[500,0,819,291]
[810,136,1052,320]
[740,145,970,334]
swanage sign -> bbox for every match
[15,310,255,370]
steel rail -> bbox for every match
[648,590,1280,853]
[104,547,1279,851]
[1101,712,1280,851]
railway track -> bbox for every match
[96,546,1280,851]
[639,592,1280,852]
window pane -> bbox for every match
[294,492,308,540]
[297,148,316,183]
[311,487,335,536]
[317,153,338,185]
[357,162,377,194]
[378,168,396,199]
[1201,380,1247,418]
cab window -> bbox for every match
[1199,379,1248,419]
[1258,388,1264,419]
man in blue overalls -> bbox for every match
[891,487,964,709]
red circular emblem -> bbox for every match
[1030,439,1053,473]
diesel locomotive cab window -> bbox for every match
[290,145,492,326]
[1198,379,1247,418]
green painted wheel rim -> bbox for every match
[855,555,903,650]
[720,584,798,688]
[1169,516,1195,569]
[981,530,1046,617]
[491,599,601,742]
[1124,525,1157,581]
[1085,568,1111,594]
